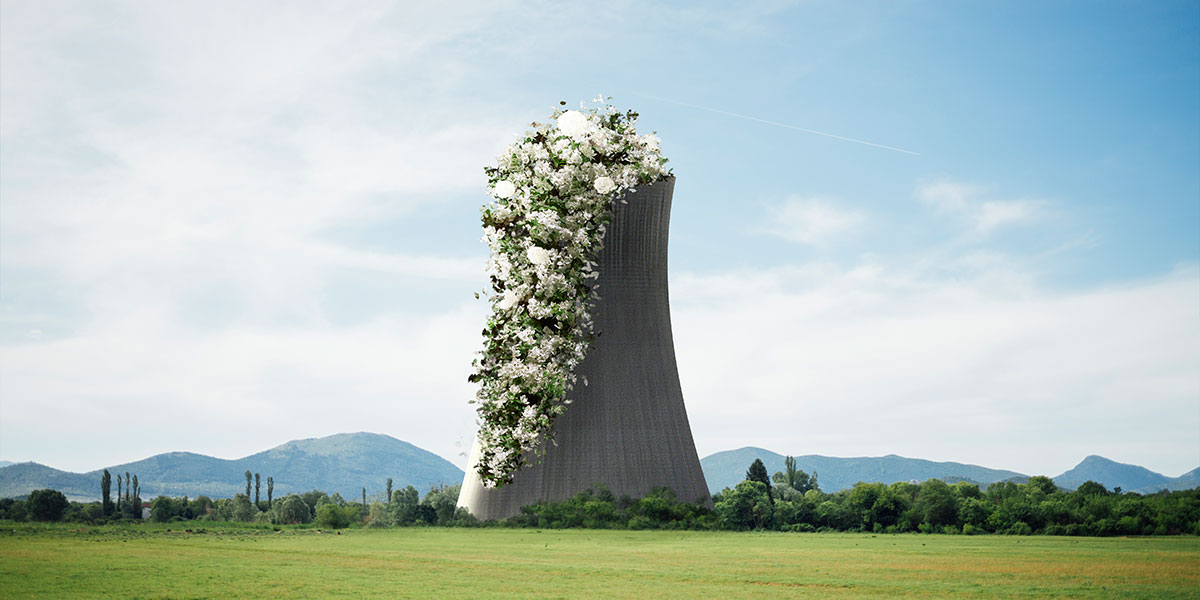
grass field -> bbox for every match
[2,523,1197,599]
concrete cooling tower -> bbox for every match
[459,176,711,520]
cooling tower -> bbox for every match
[458,176,711,520]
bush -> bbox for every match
[316,503,351,529]
[231,494,259,523]
[366,502,391,528]
[1116,516,1140,536]
[271,495,312,525]
[1004,521,1033,536]
[150,496,178,522]
[1043,524,1067,536]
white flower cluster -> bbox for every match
[469,98,670,488]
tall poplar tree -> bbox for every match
[386,478,393,505]
[244,470,252,497]
[267,477,274,507]
[101,470,113,515]
[254,473,261,505]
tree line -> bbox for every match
[0,471,472,530]
[2,459,1197,536]
[139,483,472,529]
[711,458,1200,536]
[496,458,1199,536]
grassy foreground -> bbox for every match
[1,524,1197,599]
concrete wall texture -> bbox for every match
[458,176,712,520]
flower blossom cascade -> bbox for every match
[469,98,670,487]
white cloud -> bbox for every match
[976,200,1037,233]
[0,1,512,328]
[0,0,812,472]
[762,197,864,246]
[0,1,515,468]
[917,179,1040,234]
[672,263,1200,477]
[916,180,977,213]
[0,302,487,471]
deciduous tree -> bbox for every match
[772,456,817,494]
[316,503,350,529]
[27,489,69,522]
[270,495,311,524]
[916,479,957,528]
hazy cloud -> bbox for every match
[917,179,1041,234]
[762,197,864,247]
[673,263,1200,477]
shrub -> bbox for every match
[231,494,259,523]
[271,495,312,525]
[316,503,351,529]
[1005,521,1033,536]
[150,496,178,522]
[366,502,391,528]
[1043,524,1067,536]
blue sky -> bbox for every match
[1,1,1197,479]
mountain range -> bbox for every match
[2,434,1195,502]
[700,448,1026,494]
[0,433,463,502]
[700,447,1200,495]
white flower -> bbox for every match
[493,180,516,199]
[526,245,550,267]
[497,289,521,310]
[557,110,589,139]
[473,99,670,486]
[593,176,616,194]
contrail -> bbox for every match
[630,91,920,156]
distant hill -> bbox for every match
[701,448,1198,496]
[0,461,14,468]
[1174,467,1200,491]
[1053,455,1197,494]
[0,432,463,502]
[700,448,1026,494]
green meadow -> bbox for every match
[2,524,1198,599]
